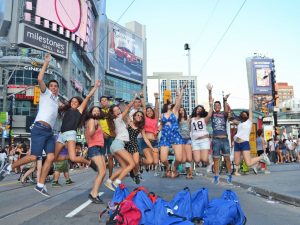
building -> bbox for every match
[104,20,146,101]
[0,0,101,146]
[147,72,197,115]
[275,82,294,104]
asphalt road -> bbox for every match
[0,168,299,225]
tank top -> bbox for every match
[190,117,209,140]
[85,125,104,148]
[61,109,82,132]
[144,117,158,134]
[179,120,190,139]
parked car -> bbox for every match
[114,46,138,66]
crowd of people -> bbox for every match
[0,53,300,204]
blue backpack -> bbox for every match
[111,184,130,205]
[153,197,193,225]
[203,190,246,225]
[168,187,192,221]
[131,189,156,225]
[191,188,209,221]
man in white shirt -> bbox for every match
[0,53,59,197]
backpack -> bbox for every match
[106,200,141,225]
[127,187,157,225]
[153,197,193,225]
[168,187,192,221]
[191,188,209,221]
[112,184,130,205]
[203,190,246,225]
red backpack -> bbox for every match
[106,200,141,225]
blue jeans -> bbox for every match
[31,122,55,156]
[212,138,230,158]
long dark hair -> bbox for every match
[84,106,102,122]
[161,100,174,114]
[146,106,155,119]
[132,111,145,131]
[178,107,188,122]
[59,96,83,115]
[191,105,208,118]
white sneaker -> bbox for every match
[264,170,271,174]
[261,154,271,166]
[104,180,117,191]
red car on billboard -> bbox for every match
[115,46,138,66]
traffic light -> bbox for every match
[163,90,171,104]
[33,86,41,105]
[261,105,268,113]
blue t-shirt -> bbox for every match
[211,112,228,137]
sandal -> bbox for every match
[186,173,193,179]
[171,171,179,178]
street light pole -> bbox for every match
[184,43,192,114]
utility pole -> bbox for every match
[271,69,278,139]
[1,69,9,148]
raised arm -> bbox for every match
[154,92,160,119]
[205,97,214,124]
[173,83,186,116]
[207,83,213,103]
[37,53,51,93]
[249,95,253,121]
[78,80,101,113]
[121,94,137,119]
[223,93,230,113]
[141,92,146,114]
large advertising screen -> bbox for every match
[35,0,88,42]
[251,58,273,94]
[253,94,272,112]
[107,21,144,83]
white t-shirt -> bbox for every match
[190,118,209,140]
[34,88,59,128]
[269,140,275,151]
[234,119,252,142]
[114,115,129,142]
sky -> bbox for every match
[106,0,300,108]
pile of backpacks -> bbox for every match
[100,184,247,225]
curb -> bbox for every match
[201,170,300,207]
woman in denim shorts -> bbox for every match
[140,93,160,174]
[85,106,105,204]
[232,96,270,173]
[178,107,193,179]
[104,95,138,191]
[54,80,100,172]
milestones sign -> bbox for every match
[18,23,68,58]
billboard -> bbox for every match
[251,58,273,95]
[253,94,272,112]
[35,0,88,42]
[107,21,144,83]
[18,23,68,58]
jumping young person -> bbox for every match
[104,96,138,191]
[232,96,270,173]
[160,84,186,178]
[54,80,101,171]
[178,107,193,179]
[85,106,106,204]
[210,88,232,184]
[190,84,214,171]
[140,93,160,175]
[99,96,115,177]
[0,53,59,197]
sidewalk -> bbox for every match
[200,163,300,207]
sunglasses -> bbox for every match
[136,114,144,118]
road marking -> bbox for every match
[65,192,104,218]
[0,180,19,187]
